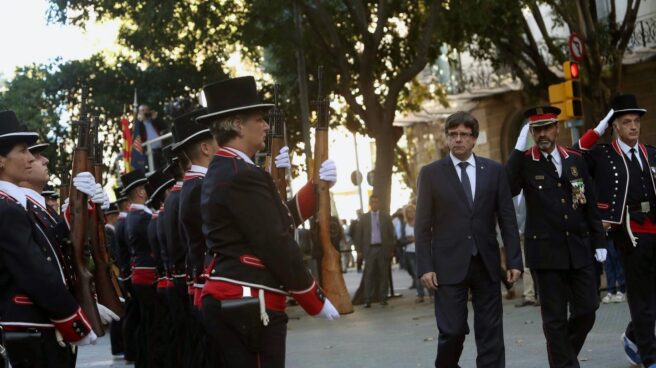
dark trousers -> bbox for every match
[533,263,598,368]
[618,232,656,366]
[434,255,504,368]
[109,318,124,355]
[202,296,287,368]
[133,283,158,368]
[5,329,76,368]
[363,245,389,303]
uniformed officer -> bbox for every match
[507,106,607,368]
[576,94,656,368]
[145,168,176,368]
[0,110,96,367]
[120,169,157,367]
[41,184,60,212]
[111,186,139,363]
[196,76,339,367]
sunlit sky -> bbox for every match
[0,0,119,80]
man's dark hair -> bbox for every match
[444,111,479,138]
[369,194,379,202]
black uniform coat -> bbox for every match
[163,186,187,278]
[179,168,206,283]
[0,184,90,342]
[506,146,606,270]
[201,148,316,296]
[125,204,156,285]
[576,130,656,225]
[114,213,131,280]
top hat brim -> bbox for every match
[612,108,646,121]
[121,178,148,195]
[172,129,212,153]
[28,143,49,154]
[0,132,39,149]
[150,178,175,201]
[195,103,274,125]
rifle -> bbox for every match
[88,120,125,316]
[59,143,70,204]
[267,84,288,200]
[312,66,353,314]
[69,86,104,335]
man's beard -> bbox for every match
[537,139,554,151]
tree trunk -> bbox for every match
[371,123,396,214]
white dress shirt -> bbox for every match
[617,139,643,170]
[223,147,255,165]
[449,152,476,200]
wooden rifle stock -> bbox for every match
[69,97,104,335]
[268,84,287,200]
[313,67,353,314]
[88,128,124,317]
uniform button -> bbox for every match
[557,183,562,187]
[566,231,570,236]
[615,173,619,176]
[612,201,615,204]
[615,180,619,183]
[46,257,52,262]
[533,235,537,239]
[614,187,618,191]
[613,166,617,169]
[211,269,216,274]
[467,235,472,239]
[539,185,542,189]
[564,215,568,219]
[613,194,617,198]
[561,199,565,203]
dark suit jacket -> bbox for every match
[506,146,606,270]
[415,155,523,285]
[355,211,395,258]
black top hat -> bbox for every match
[524,106,561,127]
[172,108,211,152]
[120,170,148,195]
[42,184,59,199]
[114,186,127,202]
[146,169,174,201]
[196,76,273,124]
[105,202,119,215]
[28,142,50,154]
[0,110,39,150]
[610,94,646,121]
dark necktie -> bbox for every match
[547,154,558,176]
[458,162,474,207]
[458,161,477,255]
[629,148,642,170]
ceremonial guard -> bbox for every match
[507,106,607,368]
[41,184,60,212]
[146,169,176,368]
[0,111,96,367]
[104,201,126,358]
[196,77,339,367]
[121,169,156,368]
[576,94,656,368]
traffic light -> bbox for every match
[548,61,583,120]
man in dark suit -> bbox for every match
[356,195,395,307]
[416,111,522,368]
[507,106,607,368]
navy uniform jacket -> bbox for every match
[155,206,170,276]
[0,184,91,342]
[114,213,131,280]
[179,169,206,283]
[576,130,656,226]
[506,146,606,270]
[125,204,155,285]
[201,148,324,313]
[147,211,165,278]
[163,186,187,278]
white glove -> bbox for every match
[314,298,340,320]
[72,330,97,346]
[319,159,337,188]
[61,198,70,214]
[274,146,291,169]
[72,172,97,197]
[594,109,615,136]
[514,123,530,151]
[101,191,110,210]
[595,248,607,263]
[97,303,120,324]
[90,184,104,205]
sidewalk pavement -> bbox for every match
[76,264,635,368]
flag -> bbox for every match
[120,116,132,173]
[130,119,147,172]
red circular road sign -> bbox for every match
[568,33,585,62]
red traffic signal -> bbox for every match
[563,61,579,80]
